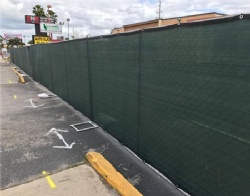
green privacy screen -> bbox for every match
[64,39,91,117]
[10,47,32,76]
[88,34,140,151]
[138,18,250,196]
[10,15,250,196]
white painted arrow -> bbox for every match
[46,128,75,149]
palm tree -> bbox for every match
[32,5,46,17]
[47,10,58,23]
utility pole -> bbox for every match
[157,0,162,19]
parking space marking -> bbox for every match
[13,95,17,99]
[46,128,75,149]
[9,80,12,84]
[24,99,44,108]
[42,171,56,189]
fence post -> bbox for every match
[63,42,69,102]
[23,47,27,73]
[15,48,18,67]
[49,45,54,91]
[137,30,143,153]
[86,36,93,119]
[28,46,34,79]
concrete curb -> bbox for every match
[11,66,25,83]
[86,152,142,196]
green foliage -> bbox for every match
[47,10,58,22]
[32,5,58,22]
[0,35,3,48]
[32,5,46,17]
[28,40,33,44]
[7,38,25,48]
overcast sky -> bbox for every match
[0,0,250,43]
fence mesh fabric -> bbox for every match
[65,40,92,117]
[89,34,140,151]
[9,47,32,76]
[50,43,68,101]
[10,16,250,196]
[138,19,250,195]
[32,44,54,90]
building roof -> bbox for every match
[123,12,226,28]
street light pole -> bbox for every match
[47,5,52,41]
[67,18,70,40]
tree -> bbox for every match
[32,5,58,23]
[28,40,33,44]
[48,10,58,23]
[7,38,25,48]
[0,35,4,48]
[32,5,46,17]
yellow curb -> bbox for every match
[86,152,142,196]
[11,66,25,83]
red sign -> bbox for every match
[25,15,40,24]
[4,34,22,40]
[51,40,61,43]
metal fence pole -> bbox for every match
[49,45,54,91]
[137,30,143,153]
[86,36,93,119]
[28,46,34,79]
[63,42,69,102]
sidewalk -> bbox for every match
[1,165,117,196]
[0,59,186,196]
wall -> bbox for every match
[124,20,158,32]
[10,15,250,196]
[161,18,180,26]
[112,27,124,34]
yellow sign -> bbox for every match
[34,36,50,44]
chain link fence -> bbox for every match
[10,14,250,196]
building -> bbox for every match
[111,12,226,34]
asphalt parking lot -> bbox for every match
[0,59,185,196]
